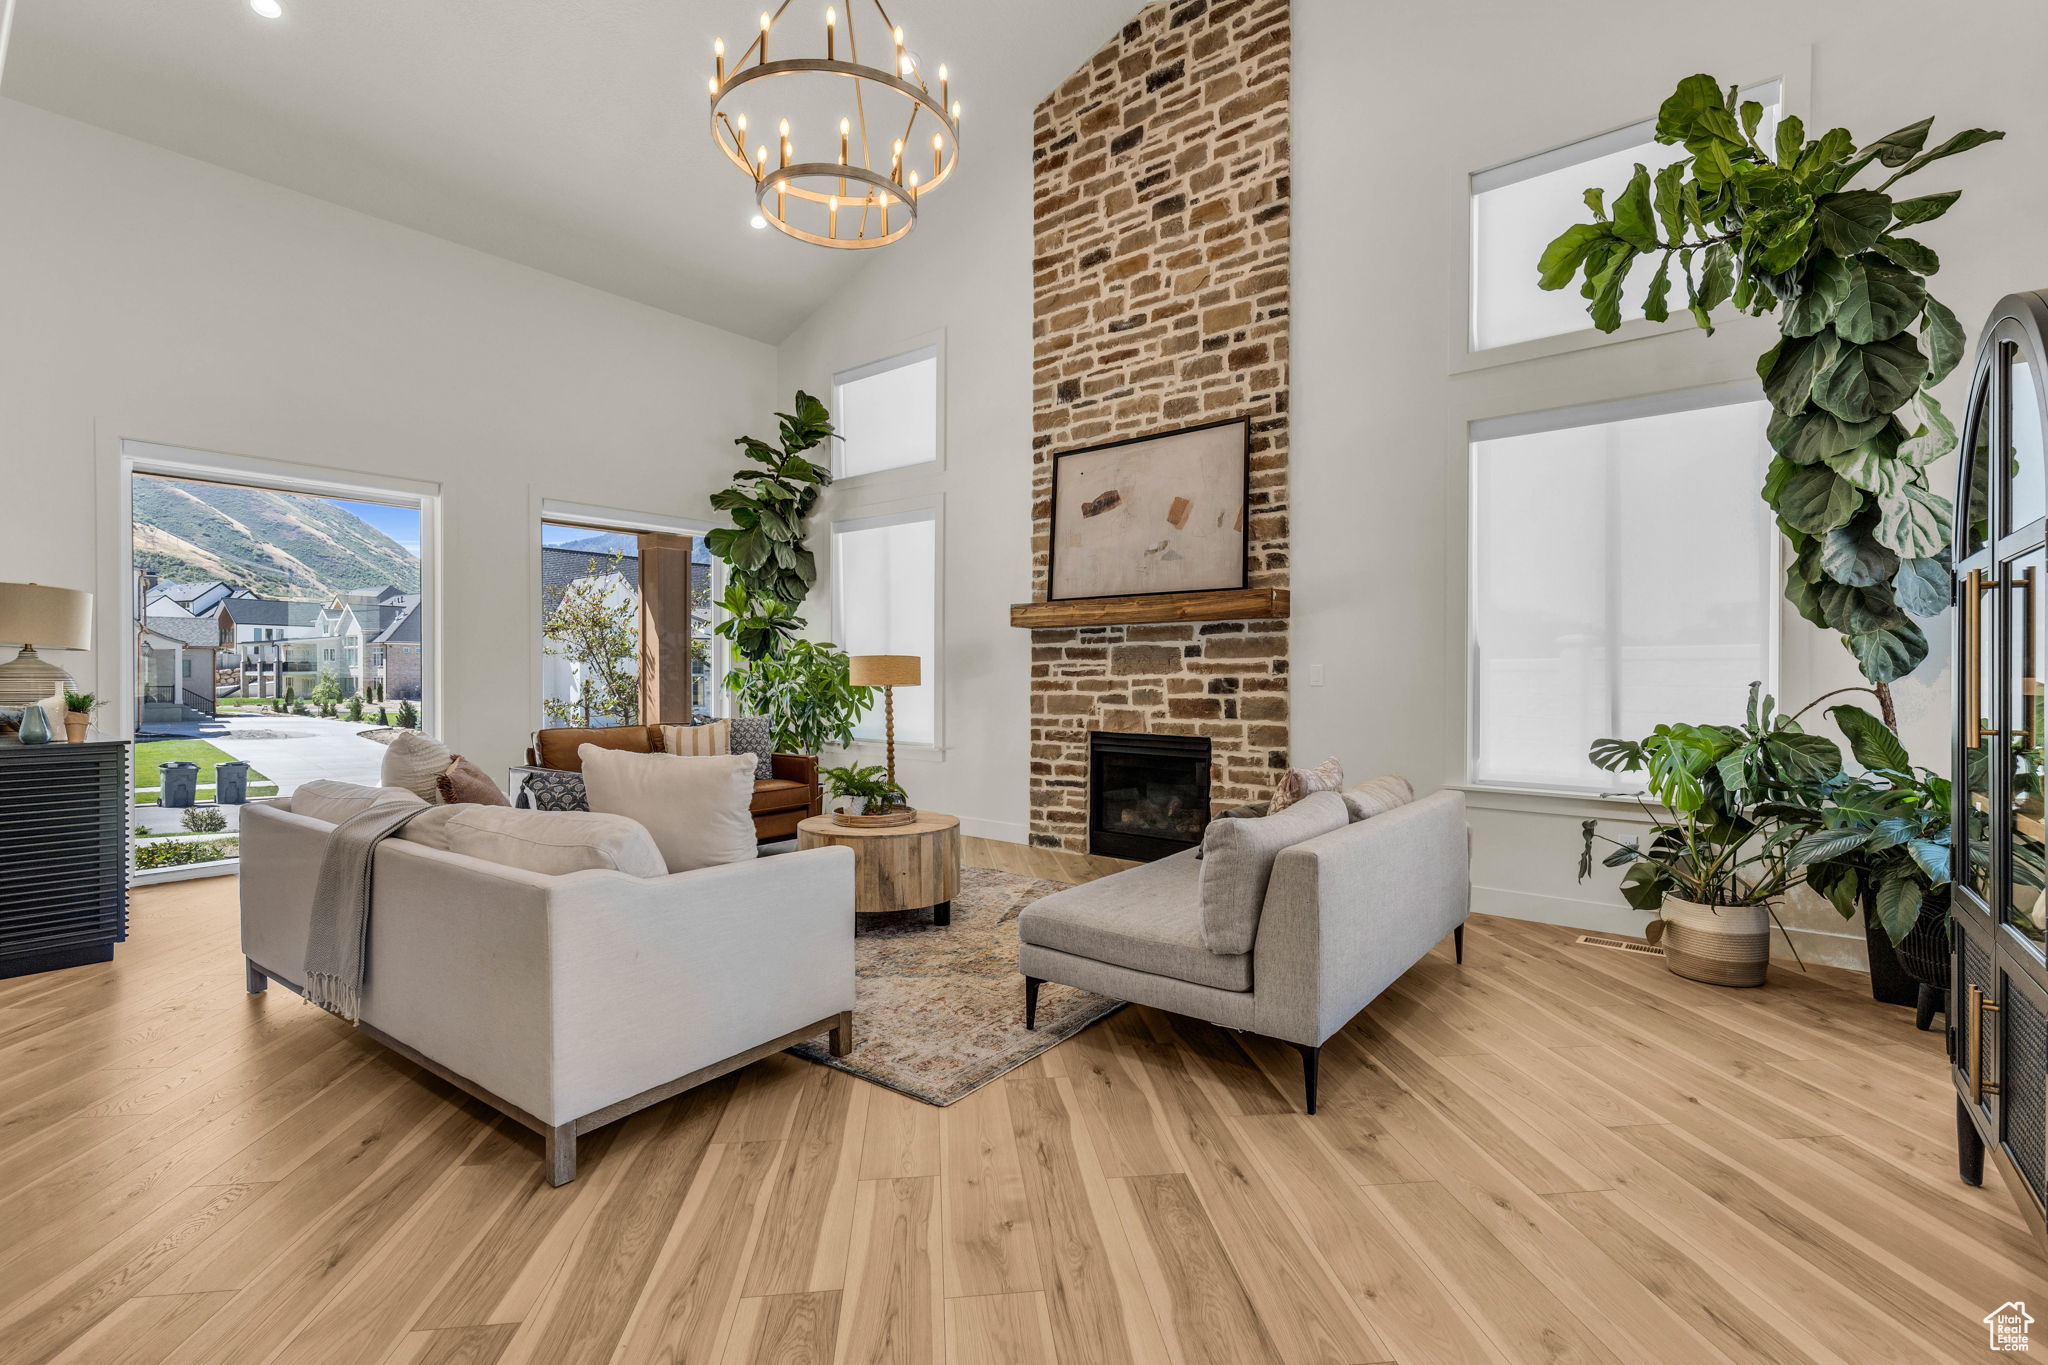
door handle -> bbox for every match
[1968,982,2003,1102]
[2018,566,2039,753]
[1968,570,2003,747]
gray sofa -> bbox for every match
[1017,789,1469,1112]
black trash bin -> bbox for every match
[157,761,199,808]
[215,761,251,805]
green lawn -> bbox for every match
[132,738,277,798]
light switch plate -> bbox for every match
[1309,663,1325,686]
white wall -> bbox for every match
[775,95,1040,843]
[0,98,775,781]
[776,0,2048,965]
[1291,0,2048,964]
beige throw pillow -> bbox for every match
[579,746,757,874]
[1343,773,1415,822]
[661,719,732,757]
[438,807,667,879]
[288,779,426,825]
[381,730,454,803]
[1269,756,1344,813]
[1197,791,1348,955]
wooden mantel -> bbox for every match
[1009,587,1289,629]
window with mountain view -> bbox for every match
[129,468,428,874]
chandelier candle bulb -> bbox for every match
[779,118,790,168]
[892,137,903,183]
[828,196,838,238]
[892,25,903,70]
[932,132,942,179]
[939,65,947,105]
[840,117,850,164]
[754,145,767,180]
[709,76,720,98]
[951,100,960,123]
[826,6,835,60]
[908,168,919,202]
[759,11,770,62]
[715,38,725,83]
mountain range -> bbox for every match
[133,476,420,600]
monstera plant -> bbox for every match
[1539,75,2003,716]
[706,391,835,647]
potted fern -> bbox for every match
[62,689,96,743]
[820,763,911,828]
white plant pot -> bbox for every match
[1648,897,1772,988]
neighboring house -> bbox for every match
[308,588,424,701]
[139,605,233,721]
[145,579,251,617]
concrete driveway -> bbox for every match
[138,712,390,796]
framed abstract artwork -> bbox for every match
[1047,418,1250,600]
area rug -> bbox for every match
[787,865,1121,1104]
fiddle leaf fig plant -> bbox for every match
[705,391,835,626]
[724,637,874,755]
[1539,75,2003,695]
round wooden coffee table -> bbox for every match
[797,812,961,925]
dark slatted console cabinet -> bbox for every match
[0,732,131,978]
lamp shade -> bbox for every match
[0,583,93,650]
[848,654,920,688]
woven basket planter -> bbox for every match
[1649,898,1771,988]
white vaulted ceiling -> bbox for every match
[3,0,1131,341]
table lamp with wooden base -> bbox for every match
[847,653,920,791]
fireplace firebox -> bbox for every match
[1089,732,1212,861]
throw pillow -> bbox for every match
[289,779,426,826]
[519,768,589,812]
[579,745,758,873]
[1197,791,1348,955]
[436,756,510,806]
[1193,802,1269,860]
[1343,773,1415,822]
[1269,756,1344,813]
[661,719,732,756]
[439,807,668,879]
[381,730,454,803]
[727,716,774,779]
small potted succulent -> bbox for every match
[820,763,912,828]
[62,689,97,743]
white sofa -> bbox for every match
[239,801,856,1184]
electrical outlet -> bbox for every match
[1309,663,1325,687]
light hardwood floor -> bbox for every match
[0,844,2039,1364]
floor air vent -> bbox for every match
[1576,933,1665,957]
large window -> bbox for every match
[833,508,937,746]
[833,345,940,479]
[1470,83,1779,352]
[1469,392,1775,792]
[539,520,713,728]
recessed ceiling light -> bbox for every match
[250,0,284,18]
[750,214,768,230]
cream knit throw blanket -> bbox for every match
[304,802,428,1022]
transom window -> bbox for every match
[833,345,940,479]
[1470,83,1780,352]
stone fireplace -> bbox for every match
[1025,0,1292,852]
[1089,731,1212,861]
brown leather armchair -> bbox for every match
[519,725,822,844]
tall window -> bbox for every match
[1469,393,1775,791]
[538,521,712,728]
[1470,83,1779,352]
[833,509,937,746]
[833,345,940,478]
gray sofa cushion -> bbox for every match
[1197,791,1348,955]
[1016,848,1251,992]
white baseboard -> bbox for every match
[959,815,1028,845]
[133,862,239,887]
[1473,885,1871,971]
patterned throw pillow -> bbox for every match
[728,716,775,779]
[1269,756,1344,813]
[520,768,589,812]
